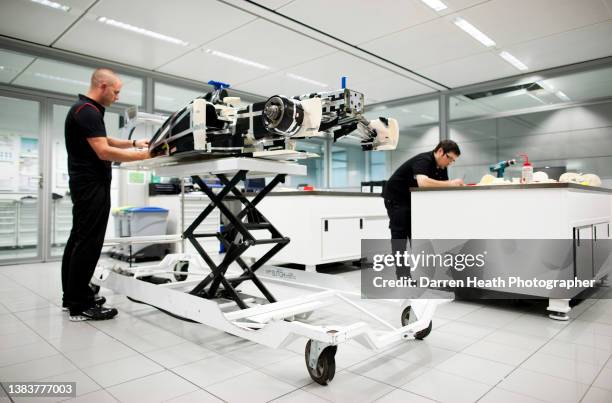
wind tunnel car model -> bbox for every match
[147,86,399,158]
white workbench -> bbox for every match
[411,183,612,317]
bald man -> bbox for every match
[62,68,150,321]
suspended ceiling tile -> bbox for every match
[0,0,94,46]
[362,17,488,69]
[417,51,518,87]
[234,72,325,99]
[276,0,438,45]
[504,21,612,72]
[55,0,255,69]
[55,19,193,70]
[236,68,434,105]
[459,0,612,47]
[238,51,400,91]
[87,0,256,47]
[353,74,436,104]
[0,49,35,84]
[159,19,336,86]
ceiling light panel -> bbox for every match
[499,51,528,71]
[420,0,448,12]
[30,0,70,12]
[286,73,328,88]
[454,17,496,47]
[205,49,270,70]
[97,17,189,46]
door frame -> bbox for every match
[0,88,46,265]
[0,88,126,265]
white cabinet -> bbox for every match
[242,192,389,270]
[321,217,361,261]
[17,198,37,247]
[0,200,17,248]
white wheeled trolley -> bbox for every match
[94,155,447,385]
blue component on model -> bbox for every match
[208,80,231,90]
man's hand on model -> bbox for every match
[138,149,151,160]
[135,139,149,148]
[450,178,465,186]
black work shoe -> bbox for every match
[62,296,106,312]
[69,306,118,322]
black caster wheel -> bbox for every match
[401,306,432,340]
[173,260,189,282]
[305,340,337,385]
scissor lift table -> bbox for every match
[94,156,446,385]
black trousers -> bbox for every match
[384,199,412,278]
[61,180,111,313]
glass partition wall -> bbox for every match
[448,65,612,185]
[0,95,41,262]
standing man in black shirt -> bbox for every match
[62,68,150,321]
[383,140,463,276]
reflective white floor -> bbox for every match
[1,260,612,403]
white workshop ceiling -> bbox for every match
[0,0,611,103]
[158,18,336,86]
[0,0,96,46]
[55,0,256,70]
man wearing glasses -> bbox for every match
[383,140,464,278]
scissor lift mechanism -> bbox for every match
[94,156,447,385]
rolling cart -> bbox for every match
[94,155,447,385]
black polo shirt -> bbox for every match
[383,151,448,205]
[65,94,111,183]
